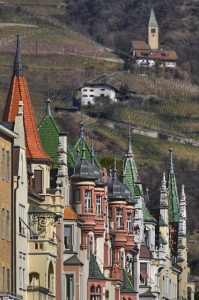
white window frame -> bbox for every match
[96,195,102,217]
[19,204,25,236]
[84,190,92,213]
[116,208,124,230]
[127,213,132,233]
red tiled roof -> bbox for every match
[131,40,151,50]
[4,75,50,161]
[135,49,177,61]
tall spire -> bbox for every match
[113,154,117,179]
[168,147,174,175]
[127,120,133,157]
[79,121,85,139]
[91,138,95,165]
[82,139,86,159]
[45,98,53,116]
[13,34,23,76]
[148,8,158,27]
[160,172,167,193]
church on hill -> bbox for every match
[130,9,177,69]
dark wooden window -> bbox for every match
[151,28,156,33]
[34,170,42,193]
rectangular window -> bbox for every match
[19,267,22,289]
[64,225,73,251]
[2,148,5,180]
[7,269,10,292]
[2,208,5,239]
[84,190,92,213]
[3,267,6,292]
[127,213,132,233]
[151,28,156,33]
[66,274,74,300]
[6,210,10,241]
[19,205,25,235]
[96,196,102,217]
[34,170,42,193]
[116,208,124,230]
[6,151,10,181]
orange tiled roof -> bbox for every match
[3,36,50,162]
[64,206,77,221]
[135,49,177,61]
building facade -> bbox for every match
[0,35,195,300]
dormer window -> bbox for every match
[84,190,92,213]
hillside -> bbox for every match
[0,0,199,276]
[63,0,199,83]
[0,2,122,119]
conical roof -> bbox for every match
[3,36,50,162]
[148,9,158,27]
[38,99,60,167]
[167,148,179,223]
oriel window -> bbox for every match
[64,225,73,251]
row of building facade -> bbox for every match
[0,36,195,300]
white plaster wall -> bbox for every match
[80,86,117,105]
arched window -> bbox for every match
[29,272,40,286]
[48,262,54,293]
[90,284,101,300]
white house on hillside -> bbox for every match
[78,83,118,106]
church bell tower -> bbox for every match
[148,9,159,50]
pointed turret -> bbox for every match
[122,125,138,196]
[148,8,159,50]
[38,98,60,167]
[160,172,168,226]
[148,9,158,27]
[4,35,50,162]
[178,185,187,236]
[13,34,23,76]
[166,148,179,223]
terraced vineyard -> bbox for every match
[100,71,199,138]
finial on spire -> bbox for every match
[122,160,125,181]
[160,172,167,192]
[145,187,150,204]
[168,147,174,175]
[127,119,133,156]
[180,185,186,203]
[13,34,23,76]
[45,98,53,116]
[79,121,85,139]
[82,139,86,159]
[91,138,95,165]
[113,154,117,179]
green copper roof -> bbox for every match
[149,9,158,27]
[167,148,179,223]
[89,254,106,280]
[38,114,60,168]
[142,200,156,223]
[73,138,102,169]
[121,269,136,293]
[134,185,142,197]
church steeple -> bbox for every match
[4,35,50,162]
[13,34,23,76]
[148,8,159,50]
[166,148,179,223]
